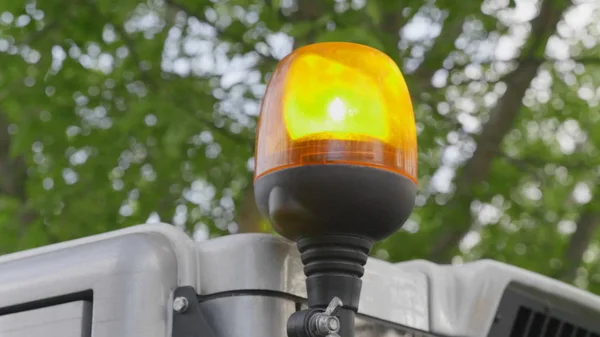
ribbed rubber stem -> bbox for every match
[297,235,372,311]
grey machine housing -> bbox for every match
[0,223,599,337]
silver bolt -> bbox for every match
[313,314,340,335]
[326,317,339,331]
[173,296,189,313]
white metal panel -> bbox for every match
[0,224,195,337]
[196,233,430,332]
[0,301,91,337]
[398,259,600,337]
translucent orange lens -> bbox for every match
[254,42,417,183]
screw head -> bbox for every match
[173,296,189,313]
[314,314,340,335]
[326,317,339,331]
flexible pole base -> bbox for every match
[287,235,372,337]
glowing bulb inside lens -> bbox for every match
[327,98,347,122]
[282,53,389,142]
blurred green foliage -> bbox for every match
[1,0,600,293]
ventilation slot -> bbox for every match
[488,284,600,337]
[508,306,599,337]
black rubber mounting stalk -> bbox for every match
[296,234,372,337]
[254,164,415,337]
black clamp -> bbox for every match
[287,297,343,337]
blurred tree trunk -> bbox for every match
[555,210,600,283]
[236,181,264,233]
[427,0,573,263]
[0,113,27,202]
[0,112,35,252]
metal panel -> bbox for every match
[0,224,196,286]
[196,295,435,337]
[355,316,437,337]
[0,224,430,336]
[3,223,599,337]
[0,224,196,337]
[196,233,430,332]
[361,258,428,329]
[197,296,296,337]
[0,301,91,337]
[196,234,305,296]
[488,283,600,336]
[398,259,600,337]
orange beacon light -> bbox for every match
[253,42,417,242]
[253,42,418,337]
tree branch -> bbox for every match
[89,1,154,87]
[448,56,600,73]
[501,151,600,173]
[21,20,60,45]
[427,0,574,263]
[411,2,483,89]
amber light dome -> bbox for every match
[254,42,417,184]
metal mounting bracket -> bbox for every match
[172,286,216,337]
